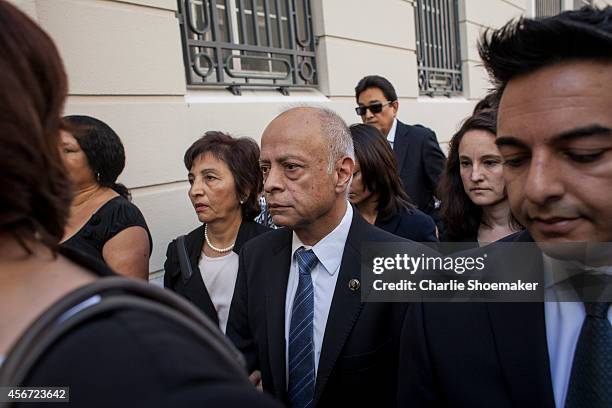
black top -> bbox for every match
[397,231,557,408]
[164,221,271,325]
[375,206,438,243]
[61,196,153,261]
[16,246,282,408]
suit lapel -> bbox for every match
[182,225,219,325]
[487,301,555,408]
[314,214,368,404]
[265,228,293,398]
[393,121,410,172]
[486,234,554,407]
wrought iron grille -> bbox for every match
[415,0,462,97]
[535,0,563,17]
[177,0,317,95]
[573,0,592,10]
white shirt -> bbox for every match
[199,251,240,333]
[284,203,353,382]
[543,255,612,408]
[386,118,398,149]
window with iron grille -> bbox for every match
[535,0,563,17]
[177,0,317,95]
[414,0,462,97]
[574,0,593,9]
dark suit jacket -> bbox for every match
[164,221,270,325]
[398,231,556,407]
[393,120,446,214]
[227,210,429,407]
[375,206,438,243]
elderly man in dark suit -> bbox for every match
[355,75,446,215]
[227,106,424,408]
[398,7,612,408]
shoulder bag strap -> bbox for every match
[0,277,247,394]
[176,235,194,283]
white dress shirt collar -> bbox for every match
[386,118,398,146]
[291,203,353,276]
[543,254,612,408]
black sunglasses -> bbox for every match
[355,101,394,116]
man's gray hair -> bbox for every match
[280,105,355,173]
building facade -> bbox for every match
[10,0,611,281]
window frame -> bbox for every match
[177,0,318,95]
[414,0,463,97]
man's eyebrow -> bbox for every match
[358,99,382,105]
[496,124,612,148]
[495,136,528,149]
[259,155,305,164]
[277,155,306,162]
[553,124,612,143]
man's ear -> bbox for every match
[391,100,399,117]
[335,156,355,193]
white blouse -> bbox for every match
[198,251,239,333]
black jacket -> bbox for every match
[375,206,438,243]
[164,221,270,325]
[393,120,446,213]
[398,231,556,407]
[227,210,430,407]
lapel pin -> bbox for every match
[348,278,360,292]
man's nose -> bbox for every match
[523,152,565,206]
[263,166,283,193]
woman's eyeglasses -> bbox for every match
[355,101,394,116]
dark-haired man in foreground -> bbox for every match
[398,7,612,408]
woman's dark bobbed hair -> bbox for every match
[63,115,130,199]
[184,131,262,221]
[349,124,415,221]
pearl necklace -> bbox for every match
[204,224,235,253]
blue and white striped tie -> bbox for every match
[288,247,318,408]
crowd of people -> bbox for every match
[0,0,610,407]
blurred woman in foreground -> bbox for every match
[0,3,280,406]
